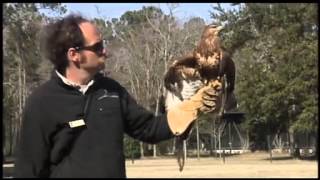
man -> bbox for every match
[14,14,219,178]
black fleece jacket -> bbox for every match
[14,72,174,178]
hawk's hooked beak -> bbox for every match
[216,26,224,33]
[208,24,224,34]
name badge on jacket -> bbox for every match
[68,119,86,128]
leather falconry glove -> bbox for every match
[167,79,222,135]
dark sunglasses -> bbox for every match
[74,40,106,56]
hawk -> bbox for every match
[164,24,236,114]
[163,24,237,172]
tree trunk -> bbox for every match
[196,120,200,160]
[183,140,187,161]
[246,130,250,150]
[315,132,318,158]
[171,138,176,154]
[13,54,23,156]
[289,128,296,157]
[12,41,24,156]
[140,142,144,158]
[153,145,157,157]
[214,117,218,156]
[210,117,214,156]
[153,96,161,158]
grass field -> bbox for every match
[3,151,317,178]
[125,152,318,178]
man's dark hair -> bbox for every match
[40,14,89,73]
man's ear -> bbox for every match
[67,48,80,64]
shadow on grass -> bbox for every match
[262,155,317,161]
[188,153,242,158]
[299,155,318,161]
[262,156,293,161]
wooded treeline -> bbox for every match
[3,3,318,158]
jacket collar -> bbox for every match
[52,70,96,94]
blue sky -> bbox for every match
[44,3,238,24]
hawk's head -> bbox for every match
[195,24,224,59]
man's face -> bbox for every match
[78,22,107,74]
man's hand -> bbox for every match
[167,79,223,135]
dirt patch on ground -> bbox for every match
[125,152,318,178]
